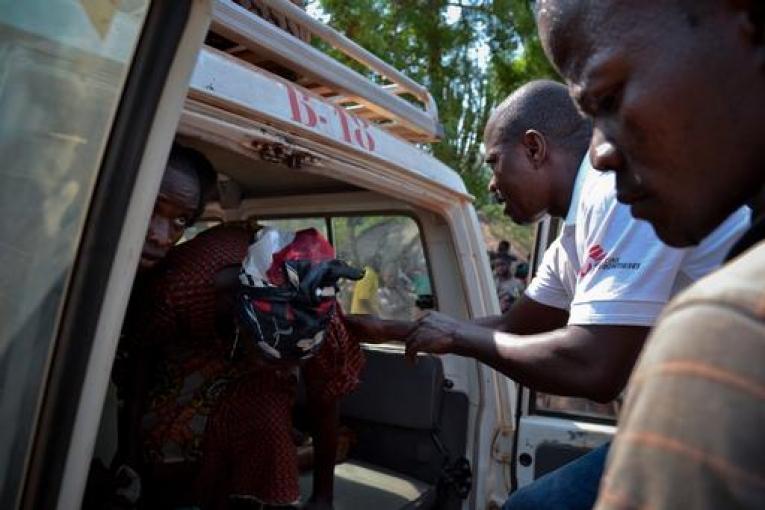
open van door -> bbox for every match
[0,2,212,508]
[510,217,615,490]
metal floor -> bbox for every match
[299,460,433,510]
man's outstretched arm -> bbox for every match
[344,294,569,342]
[472,294,570,334]
[406,311,647,403]
[343,314,416,343]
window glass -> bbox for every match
[0,1,150,505]
[259,217,328,237]
[331,215,432,321]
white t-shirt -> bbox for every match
[526,157,750,326]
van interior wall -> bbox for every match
[177,135,365,200]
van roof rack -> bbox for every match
[207,0,444,143]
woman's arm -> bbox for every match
[342,314,416,343]
[305,395,339,510]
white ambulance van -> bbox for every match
[0,1,613,509]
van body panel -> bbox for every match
[187,48,469,197]
[515,412,614,488]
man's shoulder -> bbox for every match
[575,168,638,236]
[663,240,765,322]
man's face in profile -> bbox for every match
[537,0,765,246]
[484,119,550,226]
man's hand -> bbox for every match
[405,311,466,362]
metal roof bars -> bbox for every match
[209,0,444,142]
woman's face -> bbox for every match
[139,165,200,270]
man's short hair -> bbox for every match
[167,143,217,222]
[492,79,591,154]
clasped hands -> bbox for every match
[403,310,479,362]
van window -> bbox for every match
[242,214,432,321]
[331,215,432,321]
[0,1,150,505]
[259,217,328,238]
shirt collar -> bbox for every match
[564,155,590,226]
[726,210,765,261]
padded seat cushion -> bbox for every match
[340,348,444,430]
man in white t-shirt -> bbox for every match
[403,80,749,510]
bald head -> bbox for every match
[484,80,592,224]
[487,79,591,156]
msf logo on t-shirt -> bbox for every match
[579,244,607,278]
[579,244,642,278]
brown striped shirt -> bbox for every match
[595,240,765,509]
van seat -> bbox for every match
[299,460,435,509]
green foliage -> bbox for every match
[482,203,535,256]
[312,0,556,206]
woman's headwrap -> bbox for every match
[237,227,363,362]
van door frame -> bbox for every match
[18,2,213,509]
[510,217,615,490]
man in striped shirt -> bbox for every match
[538,0,765,507]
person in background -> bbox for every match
[514,262,529,289]
[499,262,530,313]
[492,257,517,313]
[378,263,416,319]
[537,0,765,508]
[491,239,517,266]
[409,266,431,297]
[350,254,381,315]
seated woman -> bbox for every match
[119,221,412,509]
[85,142,216,509]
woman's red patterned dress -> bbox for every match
[129,225,364,507]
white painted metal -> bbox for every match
[210,0,443,141]
[515,415,614,488]
[182,57,469,196]
[55,2,214,509]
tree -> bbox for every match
[312,0,557,253]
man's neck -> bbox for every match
[554,152,585,220]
